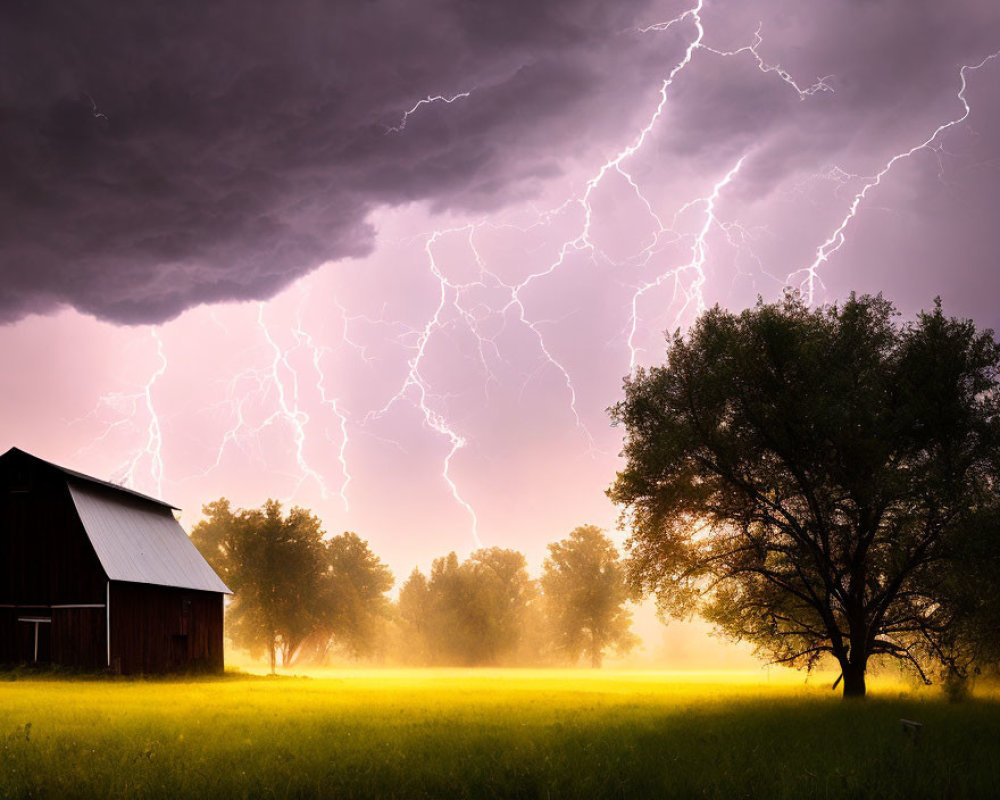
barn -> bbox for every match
[0,447,230,673]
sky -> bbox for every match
[2,0,999,662]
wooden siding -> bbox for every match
[0,608,20,663]
[110,582,224,674]
[51,607,107,668]
[0,455,107,605]
[0,606,106,667]
[0,453,111,668]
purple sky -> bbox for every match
[2,1,999,659]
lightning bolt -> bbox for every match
[626,155,747,370]
[293,321,352,511]
[434,2,721,438]
[386,92,472,133]
[197,304,337,504]
[701,25,834,101]
[257,304,331,499]
[82,92,109,121]
[116,329,167,497]
[520,0,829,374]
[366,229,486,548]
[788,51,1000,301]
[74,328,167,498]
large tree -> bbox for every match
[541,525,638,667]
[609,293,1000,697]
[191,498,326,672]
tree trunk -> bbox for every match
[842,605,869,698]
[590,630,602,668]
[269,640,276,676]
[841,660,866,699]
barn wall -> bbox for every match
[0,452,110,668]
[110,582,224,674]
[0,608,15,663]
[0,454,107,605]
[51,607,108,668]
[0,606,106,667]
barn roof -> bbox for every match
[1,447,230,595]
[68,482,231,594]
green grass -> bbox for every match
[0,669,998,799]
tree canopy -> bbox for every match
[191,499,393,670]
[541,525,638,667]
[300,531,395,663]
[609,293,1000,697]
[397,548,537,666]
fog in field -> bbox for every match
[622,603,761,671]
[223,597,770,675]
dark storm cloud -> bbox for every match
[0,0,655,323]
[661,0,1000,186]
[2,0,999,324]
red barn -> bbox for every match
[0,447,230,673]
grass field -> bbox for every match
[1,669,998,799]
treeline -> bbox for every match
[191,500,638,669]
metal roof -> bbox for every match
[68,480,231,594]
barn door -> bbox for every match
[16,617,51,664]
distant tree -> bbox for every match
[467,547,539,663]
[191,499,326,672]
[541,525,638,667]
[609,293,1000,697]
[192,504,395,670]
[397,568,433,665]
[305,532,395,662]
[397,548,537,665]
[188,498,239,586]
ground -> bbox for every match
[0,669,997,798]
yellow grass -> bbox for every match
[0,669,995,798]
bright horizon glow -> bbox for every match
[214,663,930,699]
